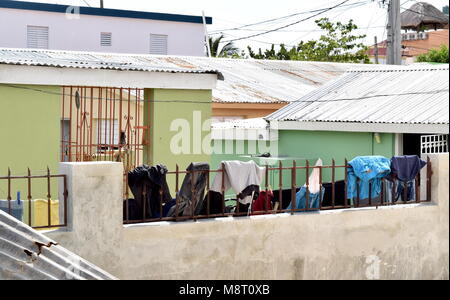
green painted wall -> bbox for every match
[211,130,395,189]
[0,84,60,201]
[144,89,212,189]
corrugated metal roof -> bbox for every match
[0,211,116,280]
[183,57,378,103]
[0,48,379,104]
[267,66,450,125]
[0,48,220,75]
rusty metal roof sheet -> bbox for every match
[0,210,116,280]
[0,48,379,103]
[0,48,221,75]
[267,65,450,125]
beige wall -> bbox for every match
[45,154,449,280]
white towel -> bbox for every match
[211,161,265,205]
[305,159,323,194]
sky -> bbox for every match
[17,0,450,53]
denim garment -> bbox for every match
[396,180,417,202]
[287,186,325,211]
[383,180,417,203]
[347,156,391,206]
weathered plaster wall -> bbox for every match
[45,154,449,280]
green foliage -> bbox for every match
[416,45,449,64]
[208,35,240,58]
[247,18,370,63]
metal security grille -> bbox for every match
[61,87,150,175]
[150,34,168,55]
[421,135,449,155]
[27,26,49,49]
[100,32,112,47]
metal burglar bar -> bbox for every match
[61,86,150,197]
[0,168,68,229]
[123,158,433,225]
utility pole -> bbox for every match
[202,11,212,58]
[100,0,104,8]
[374,36,380,64]
[387,0,402,65]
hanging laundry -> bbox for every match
[287,159,325,211]
[391,156,427,182]
[252,190,274,213]
[167,163,210,218]
[347,156,391,206]
[210,161,265,205]
[389,155,427,202]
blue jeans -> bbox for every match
[287,187,325,211]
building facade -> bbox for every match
[0,0,211,56]
[369,29,449,65]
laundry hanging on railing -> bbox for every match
[389,155,427,202]
[125,164,173,221]
[287,159,325,211]
[167,163,210,218]
[347,156,391,206]
[252,190,274,214]
[211,161,265,206]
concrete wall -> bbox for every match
[0,8,206,56]
[45,154,449,280]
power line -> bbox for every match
[209,0,348,34]
[81,0,91,7]
[211,25,385,34]
[289,0,372,45]
[221,0,354,44]
[1,84,447,105]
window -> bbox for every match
[421,135,449,155]
[97,119,120,150]
[100,32,112,47]
[27,26,49,49]
[150,34,168,55]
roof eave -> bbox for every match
[270,120,450,135]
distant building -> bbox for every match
[0,0,212,56]
[369,2,449,65]
[369,29,449,65]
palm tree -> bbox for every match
[208,35,240,57]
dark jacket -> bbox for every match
[390,156,427,182]
[168,163,210,217]
[125,164,172,221]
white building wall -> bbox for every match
[0,8,206,56]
